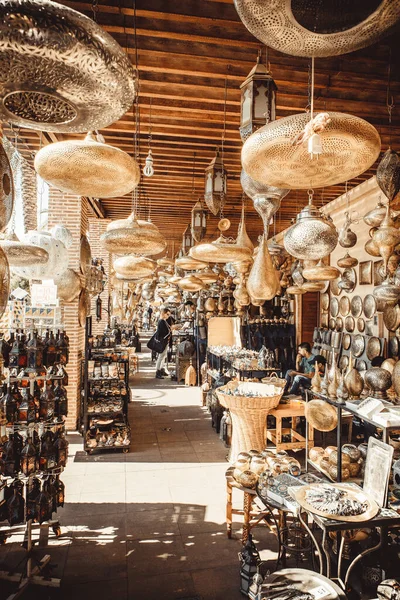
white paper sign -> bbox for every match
[31,282,58,306]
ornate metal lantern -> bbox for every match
[191,200,207,243]
[204,148,227,216]
[182,225,193,254]
[239,533,261,596]
[240,54,277,142]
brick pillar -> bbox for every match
[88,217,111,336]
[48,189,89,430]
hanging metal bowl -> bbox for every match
[321,293,330,311]
[345,316,355,333]
[330,297,339,318]
[350,296,363,318]
[339,355,349,371]
[242,112,381,190]
[0,0,136,132]
[233,0,400,58]
[34,132,140,198]
[0,142,14,232]
[343,333,352,350]
[357,317,365,332]
[363,294,377,319]
[352,334,365,358]
[329,317,336,330]
[335,316,343,331]
[339,296,350,317]
[383,304,400,332]
[366,337,382,361]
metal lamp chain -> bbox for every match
[92,0,99,23]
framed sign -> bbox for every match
[363,437,393,508]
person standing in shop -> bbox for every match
[154,307,176,379]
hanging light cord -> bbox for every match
[191,152,196,196]
[91,0,99,22]
[221,73,228,160]
[148,97,152,150]
[386,48,395,148]
[310,56,315,120]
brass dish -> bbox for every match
[293,483,379,522]
[241,112,381,190]
[330,297,339,318]
[357,318,365,333]
[352,334,365,358]
[305,400,337,432]
[338,268,357,293]
[383,304,400,332]
[321,313,329,328]
[351,296,363,318]
[357,359,367,372]
[345,316,355,333]
[339,355,349,371]
[80,235,91,275]
[330,278,342,297]
[78,289,90,327]
[343,333,352,351]
[335,317,343,331]
[364,294,377,319]
[339,296,350,317]
[389,336,399,358]
[329,318,336,330]
[366,336,382,361]
[321,293,330,311]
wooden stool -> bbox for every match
[266,399,314,452]
[225,466,278,544]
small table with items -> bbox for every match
[266,398,315,453]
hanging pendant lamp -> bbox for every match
[177,274,204,292]
[233,0,400,58]
[247,234,280,301]
[0,0,136,132]
[0,232,49,267]
[101,212,166,256]
[13,230,68,280]
[284,195,338,260]
[34,132,140,198]
[190,221,252,264]
[175,256,208,271]
[236,203,254,251]
[113,256,156,280]
[303,260,340,282]
[242,112,380,189]
[376,148,400,204]
[241,169,289,202]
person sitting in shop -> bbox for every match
[284,342,317,395]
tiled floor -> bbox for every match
[0,338,261,600]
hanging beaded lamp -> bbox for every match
[100,212,166,256]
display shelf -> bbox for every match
[307,458,362,486]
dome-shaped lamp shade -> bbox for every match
[13,231,68,280]
[34,133,140,198]
[0,0,137,132]
[113,256,156,280]
[101,213,166,256]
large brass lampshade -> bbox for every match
[0,0,137,132]
[34,132,140,198]
[233,0,400,58]
[101,213,166,256]
[0,140,14,232]
[113,256,156,280]
[242,112,381,189]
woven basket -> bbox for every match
[216,380,284,461]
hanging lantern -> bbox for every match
[204,147,227,216]
[96,296,102,321]
[239,53,277,142]
[191,200,207,243]
[284,195,338,260]
[101,212,166,256]
[182,225,193,254]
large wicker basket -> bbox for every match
[216,379,285,461]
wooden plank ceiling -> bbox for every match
[10,0,400,250]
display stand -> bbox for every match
[82,316,131,454]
